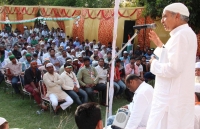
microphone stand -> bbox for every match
[104,29,140,128]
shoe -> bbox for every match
[54,105,60,115]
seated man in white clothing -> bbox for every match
[43,63,73,114]
[194,83,200,129]
[60,63,88,106]
[106,74,154,129]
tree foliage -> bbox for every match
[75,0,114,8]
[143,0,200,33]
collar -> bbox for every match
[170,24,188,36]
[134,81,145,94]
[96,65,103,69]
[84,65,91,69]
[64,71,71,74]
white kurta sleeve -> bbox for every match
[43,74,57,87]
[54,73,63,85]
[150,34,188,78]
[125,94,149,129]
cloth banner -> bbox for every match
[98,10,114,45]
[16,8,24,33]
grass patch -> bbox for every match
[0,82,128,129]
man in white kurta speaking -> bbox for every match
[146,3,197,129]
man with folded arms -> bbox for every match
[60,63,88,106]
[43,63,73,113]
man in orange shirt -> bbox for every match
[114,59,126,97]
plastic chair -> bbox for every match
[39,80,52,113]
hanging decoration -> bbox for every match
[0,17,74,24]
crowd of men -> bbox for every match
[0,24,158,128]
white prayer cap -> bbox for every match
[195,83,200,93]
[46,63,53,67]
[24,26,27,29]
[71,49,75,52]
[67,59,72,62]
[13,33,17,36]
[0,117,7,126]
[77,54,82,58]
[21,50,27,56]
[73,58,78,61]
[0,34,2,37]
[101,45,106,49]
[164,3,189,17]
[27,46,31,48]
[195,62,200,69]
[94,49,98,51]
[44,58,50,62]
[123,51,128,54]
[66,46,70,49]
[40,42,45,45]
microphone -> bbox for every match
[133,23,157,30]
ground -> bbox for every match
[0,82,128,129]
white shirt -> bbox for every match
[4,62,22,76]
[135,63,143,76]
[125,82,153,129]
[147,24,197,129]
[42,53,50,62]
[27,36,31,44]
[60,42,67,48]
[95,65,107,84]
[58,56,67,66]
[34,28,39,33]
[60,32,66,39]
[195,105,200,129]
[60,71,80,90]
[42,30,48,37]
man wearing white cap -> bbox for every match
[0,117,9,129]
[23,26,30,39]
[43,63,73,114]
[195,62,200,83]
[19,50,27,63]
[194,83,200,129]
[147,3,197,129]
[2,33,11,51]
[10,33,18,47]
